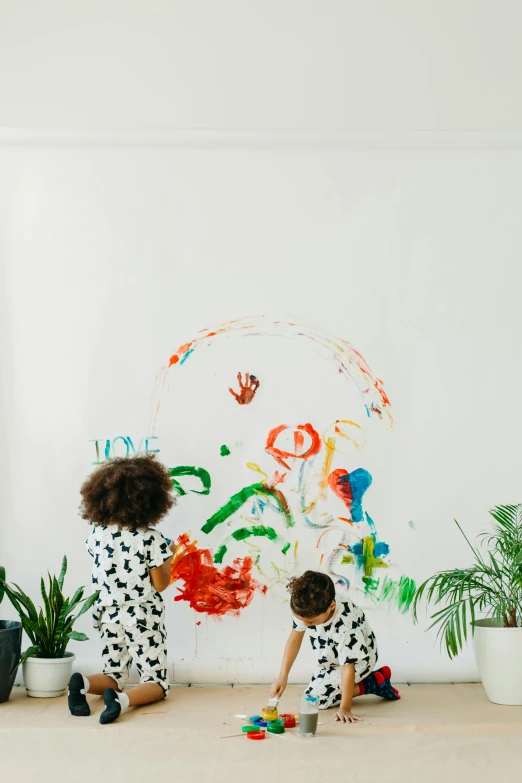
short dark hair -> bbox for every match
[80,455,175,531]
[287,570,336,618]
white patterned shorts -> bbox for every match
[98,611,169,695]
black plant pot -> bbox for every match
[0,620,22,703]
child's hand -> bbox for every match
[270,676,288,699]
[334,708,362,724]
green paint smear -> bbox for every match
[220,444,231,456]
[362,576,380,593]
[213,526,290,564]
[341,555,355,565]
[169,466,211,496]
[203,484,263,533]
[202,483,293,535]
[231,525,279,542]
[214,545,228,564]
[363,575,416,614]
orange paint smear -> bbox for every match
[266,423,321,470]
[319,438,335,497]
[269,471,287,488]
[294,430,305,453]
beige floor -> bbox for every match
[1,683,521,782]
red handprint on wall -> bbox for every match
[229,372,260,405]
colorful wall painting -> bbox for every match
[147,316,413,618]
[150,316,392,430]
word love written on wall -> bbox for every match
[90,421,414,620]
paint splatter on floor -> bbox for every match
[220,444,231,457]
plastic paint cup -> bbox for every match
[247,731,266,740]
[299,694,319,737]
[267,719,285,734]
[281,714,296,728]
[261,706,279,721]
[242,726,265,733]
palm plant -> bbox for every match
[1,556,98,665]
[413,504,522,658]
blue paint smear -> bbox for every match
[347,468,372,522]
[365,512,377,535]
[179,348,195,365]
[351,535,390,561]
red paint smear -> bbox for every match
[169,354,180,366]
[170,535,266,617]
[269,471,287,488]
[294,429,305,453]
[328,468,353,509]
[374,377,391,407]
[265,423,321,470]
[267,486,292,520]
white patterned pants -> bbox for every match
[99,618,168,694]
[305,659,375,709]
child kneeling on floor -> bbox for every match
[271,571,400,723]
[68,455,175,724]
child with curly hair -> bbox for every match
[68,455,175,724]
[271,570,400,723]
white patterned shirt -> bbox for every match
[86,525,171,626]
[292,593,377,670]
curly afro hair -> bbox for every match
[80,455,175,531]
[287,570,336,618]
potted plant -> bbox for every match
[1,556,98,698]
[413,504,522,705]
[0,566,23,703]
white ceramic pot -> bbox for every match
[22,652,75,698]
[473,619,522,705]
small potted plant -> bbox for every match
[0,566,23,703]
[2,556,98,698]
[413,504,522,705]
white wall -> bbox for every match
[2,1,522,684]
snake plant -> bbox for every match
[0,556,98,665]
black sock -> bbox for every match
[100,688,122,725]
[68,673,90,717]
[360,667,400,701]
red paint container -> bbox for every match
[281,713,297,728]
[247,731,266,740]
